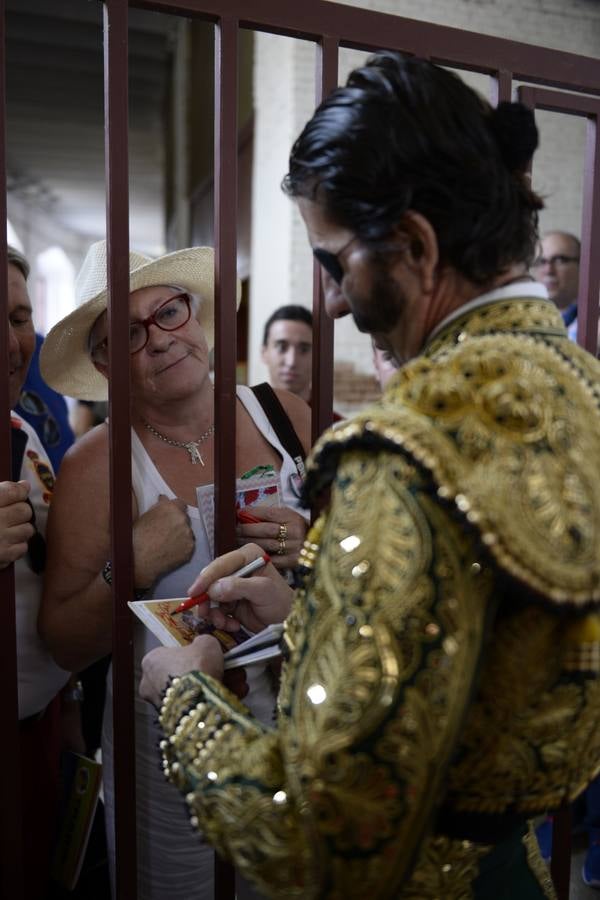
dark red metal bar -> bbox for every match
[0,0,23,895]
[213,16,238,558]
[489,69,512,106]
[551,805,572,900]
[580,114,600,355]
[104,3,137,898]
[518,85,600,355]
[311,34,338,444]
[133,0,600,98]
[519,85,600,117]
[213,16,239,899]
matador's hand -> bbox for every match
[140,635,224,708]
[187,543,294,634]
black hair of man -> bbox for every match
[283,52,543,286]
[262,304,313,347]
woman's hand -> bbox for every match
[187,543,294,634]
[237,505,307,570]
[140,634,224,708]
[133,495,195,589]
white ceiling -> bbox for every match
[6,0,177,255]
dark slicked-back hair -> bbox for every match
[283,53,543,285]
[262,304,313,346]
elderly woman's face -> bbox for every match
[90,284,210,399]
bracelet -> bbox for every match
[62,679,84,704]
[102,560,149,601]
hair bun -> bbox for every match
[489,101,538,173]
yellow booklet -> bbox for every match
[51,752,102,891]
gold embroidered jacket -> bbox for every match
[160,297,600,899]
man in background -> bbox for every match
[532,230,580,340]
[262,304,343,422]
[261,304,313,402]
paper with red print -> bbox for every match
[196,472,282,557]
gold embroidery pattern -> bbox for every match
[161,454,489,898]
[400,834,490,900]
[445,604,600,814]
[424,297,565,357]
[523,822,557,899]
[308,302,600,606]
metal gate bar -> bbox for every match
[213,15,239,560]
[104,2,138,897]
[213,15,240,898]
[311,34,339,444]
[134,0,600,97]
[0,0,23,895]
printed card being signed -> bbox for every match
[128,597,247,651]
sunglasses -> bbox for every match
[313,235,358,285]
[19,390,61,447]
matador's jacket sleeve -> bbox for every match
[160,299,600,898]
[159,443,494,899]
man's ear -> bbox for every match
[394,212,439,294]
[260,343,268,363]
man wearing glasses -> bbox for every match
[532,231,580,340]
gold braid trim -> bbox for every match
[307,312,600,608]
[160,673,314,898]
[523,822,557,899]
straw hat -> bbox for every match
[40,240,240,401]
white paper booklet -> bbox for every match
[197,471,282,557]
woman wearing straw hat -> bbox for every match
[38,240,310,900]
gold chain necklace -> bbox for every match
[143,420,215,466]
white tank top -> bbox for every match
[126,384,307,724]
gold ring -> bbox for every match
[276,522,288,556]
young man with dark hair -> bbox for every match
[261,304,313,402]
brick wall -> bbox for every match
[249,1,600,413]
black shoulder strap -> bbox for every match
[11,424,28,482]
[250,383,306,480]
